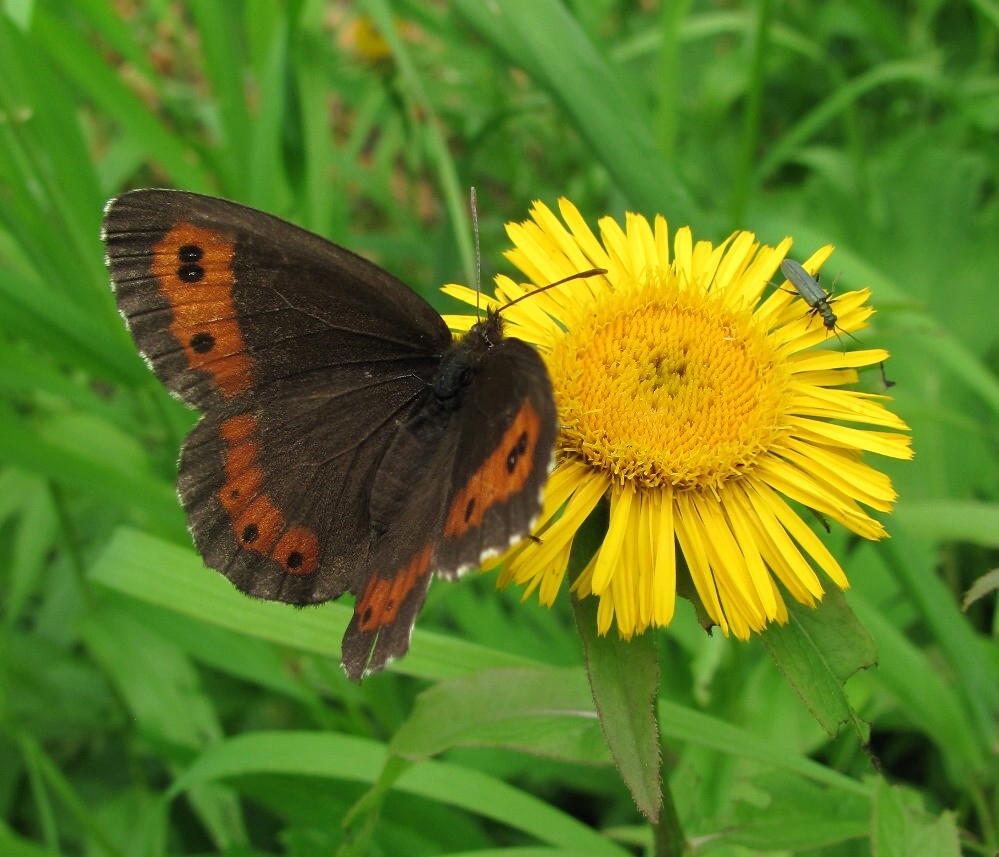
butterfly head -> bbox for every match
[434,311,504,404]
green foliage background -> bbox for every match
[0,1,996,855]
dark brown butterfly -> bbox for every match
[103,190,557,680]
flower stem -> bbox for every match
[653,769,687,856]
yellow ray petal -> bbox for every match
[590,482,635,594]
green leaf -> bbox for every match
[572,592,661,821]
[0,267,144,385]
[2,472,56,626]
[872,778,961,857]
[339,752,416,857]
[963,567,999,610]
[0,14,106,304]
[759,588,876,739]
[878,533,999,750]
[0,405,183,531]
[0,828,64,857]
[420,851,598,857]
[559,500,662,821]
[78,603,224,753]
[30,6,214,192]
[724,773,870,851]
[109,597,323,706]
[848,593,984,784]
[391,666,610,765]
[188,3,252,191]
[894,499,999,548]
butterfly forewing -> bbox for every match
[104,191,451,409]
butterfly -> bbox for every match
[102,190,557,680]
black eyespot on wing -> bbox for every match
[178,244,203,263]
[190,332,215,353]
[178,263,205,282]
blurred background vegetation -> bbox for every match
[0,1,996,855]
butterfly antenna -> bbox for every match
[471,187,482,321]
[501,268,607,312]
[468,191,603,316]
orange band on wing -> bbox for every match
[355,543,433,632]
[151,222,253,397]
[443,399,542,539]
[218,414,319,574]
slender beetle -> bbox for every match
[780,259,839,334]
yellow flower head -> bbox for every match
[443,200,912,640]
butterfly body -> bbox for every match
[103,190,556,679]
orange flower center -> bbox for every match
[548,281,791,492]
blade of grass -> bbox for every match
[89,528,543,679]
[0,407,184,533]
[0,21,108,310]
[30,5,215,192]
[756,61,942,184]
[189,2,252,193]
[170,731,633,857]
[658,700,871,797]
[849,591,984,784]
[364,0,476,287]
[452,0,702,228]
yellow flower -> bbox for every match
[342,15,393,64]
[443,200,912,640]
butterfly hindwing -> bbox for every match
[340,331,556,679]
[434,337,557,576]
